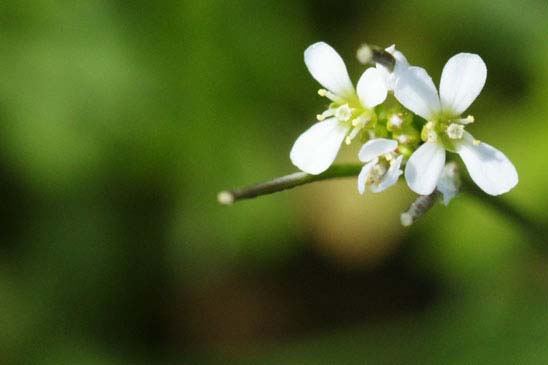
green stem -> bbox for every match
[217,164,362,205]
[218,164,545,248]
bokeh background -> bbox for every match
[1,0,547,364]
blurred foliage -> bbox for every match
[0,0,547,364]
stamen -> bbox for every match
[345,126,361,145]
[316,109,335,121]
[473,139,481,146]
[425,121,434,129]
[446,123,465,139]
[450,115,475,125]
[352,115,370,127]
[317,89,346,104]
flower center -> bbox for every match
[367,163,388,186]
[420,114,476,148]
[366,154,397,187]
[446,123,464,139]
[335,104,353,121]
[316,90,376,146]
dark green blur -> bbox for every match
[0,0,547,364]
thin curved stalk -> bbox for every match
[218,164,546,249]
[217,164,362,205]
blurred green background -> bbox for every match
[0,0,547,364]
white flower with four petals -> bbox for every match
[394,53,518,196]
[290,42,395,175]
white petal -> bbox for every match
[439,53,487,116]
[456,132,518,195]
[385,44,396,53]
[394,66,441,120]
[357,158,378,195]
[375,46,409,91]
[392,51,409,68]
[436,162,461,206]
[405,142,446,195]
[371,155,403,193]
[385,44,409,69]
[290,118,349,175]
[357,67,388,108]
[358,138,398,162]
[304,42,355,99]
[375,65,392,89]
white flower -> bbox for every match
[394,53,518,196]
[357,138,403,194]
[290,42,390,175]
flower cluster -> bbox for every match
[290,42,518,203]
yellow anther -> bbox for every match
[316,109,336,121]
[425,121,434,129]
[452,115,475,125]
[345,136,352,145]
[317,89,346,104]
[473,139,481,146]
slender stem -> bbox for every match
[218,164,546,248]
[217,164,362,205]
